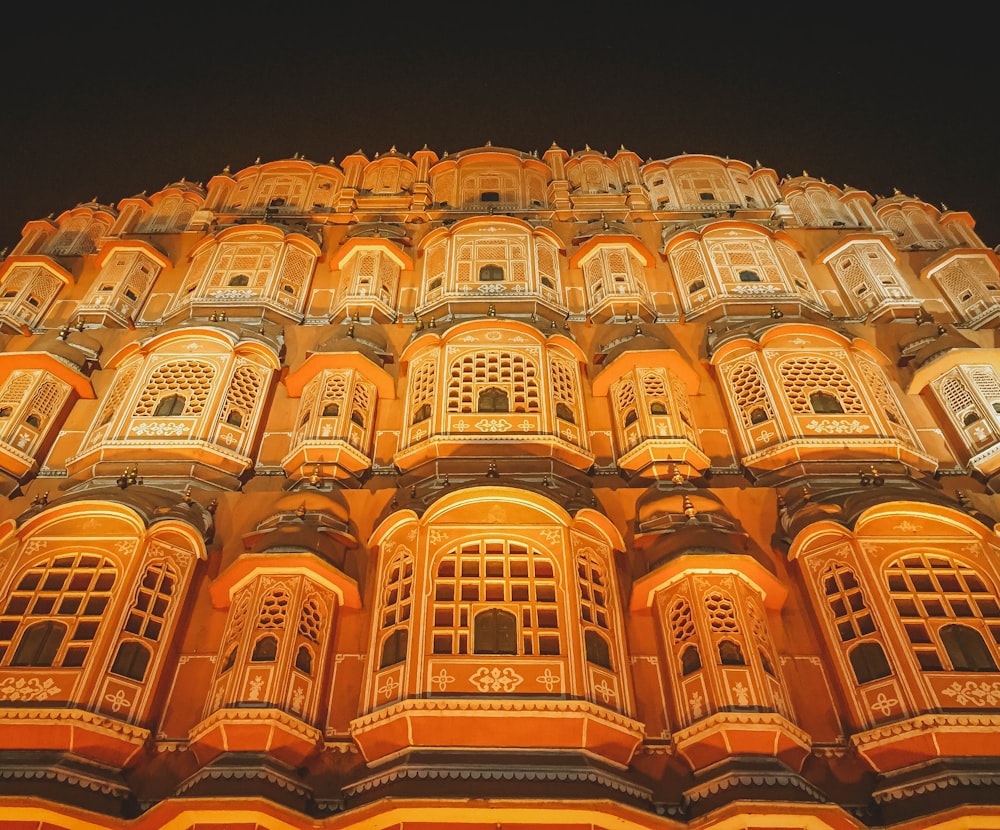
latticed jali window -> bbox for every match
[707,239,785,288]
[258,586,291,629]
[347,250,398,303]
[123,562,176,643]
[728,360,773,427]
[134,361,215,417]
[934,367,1000,449]
[823,563,876,643]
[577,550,613,668]
[584,248,643,303]
[669,596,701,675]
[455,237,529,287]
[671,244,711,297]
[934,258,1000,320]
[0,266,63,325]
[275,247,312,305]
[137,195,196,233]
[855,357,916,445]
[205,243,280,294]
[0,371,70,453]
[550,358,578,423]
[447,351,539,413]
[431,540,560,657]
[379,551,413,668]
[779,357,865,414]
[112,561,177,681]
[705,589,745,665]
[409,358,437,424]
[298,595,324,643]
[886,552,1000,671]
[220,364,265,429]
[0,552,116,667]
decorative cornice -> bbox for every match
[0,707,149,744]
[683,768,828,805]
[851,712,1000,747]
[175,763,311,797]
[351,696,644,734]
[873,769,1000,803]
[189,706,322,745]
[672,710,811,747]
[344,761,653,801]
[0,764,131,798]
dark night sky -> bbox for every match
[1,9,997,251]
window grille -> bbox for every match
[447,351,539,414]
[0,552,116,667]
[728,361,773,427]
[886,552,1000,671]
[297,595,324,643]
[134,361,214,417]
[780,357,864,414]
[431,540,559,657]
[257,587,290,629]
[409,359,436,423]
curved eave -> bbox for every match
[210,552,361,609]
[569,234,655,269]
[106,326,282,370]
[96,238,171,270]
[630,552,787,611]
[818,233,899,266]
[330,236,413,271]
[710,322,860,364]
[421,485,574,527]
[592,347,701,396]
[0,352,95,398]
[400,318,586,363]
[906,347,1000,394]
[284,350,395,398]
[919,247,1000,279]
[189,224,322,258]
[0,255,75,286]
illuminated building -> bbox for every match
[1,144,999,829]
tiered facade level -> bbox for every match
[1,143,1000,829]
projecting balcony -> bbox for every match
[417,280,566,319]
[395,411,594,473]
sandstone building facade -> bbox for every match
[0,143,999,829]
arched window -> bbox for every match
[849,641,892,684]
[478,386,509,413]
[154,393,186,417]
[479,264,504,282]
[681,644,701,675]
[809,390,844,414]
[380,628,408,669]
[379,551,413,668]
[941,624,998,671]
[886,552,1000,672]
[251,635,278,662]
[0,553,116,668]
[295,645,313,675]
[474,608,517,655]
[10,620,66,667]
[432,540,559,657]
[585,629,612,669]
[718,639,746,665]
[110,640,152,680]
[412,403,431,423]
